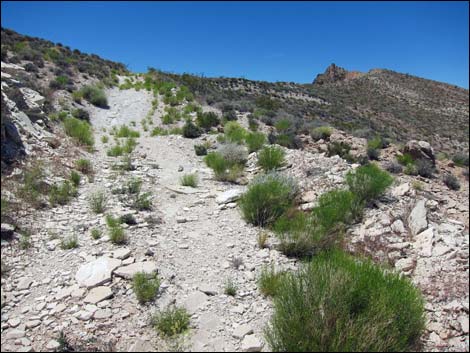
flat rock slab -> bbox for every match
[114,261,158,279]
[112,248,131,260]
[408,199,428,236]
[128,339,154,352]
[84,286,113,304]
[165,185,209,195]
[216,189,243,204]
[17,277,33,290]
[184,292,208,314]
[233,324,254,339]
[241,334,264,352]
[75,257,121,288]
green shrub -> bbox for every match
[133,272,160,304]
[19,234,32,249]
[310,126,332,141]
[116,125,140,138]
[224,121,246,144]
[69,171,81,187]
[327,141,354,162]
[120,213,137,225]
[258,265,288,297]
[245,132,266,153]
[452,152,469,167]
[366,147,380,160]
[49,181,77,206]
[182,121,202,138]
[72,108,90,122]
[108,224,127,245]
[443,173,460,190]
[346,164,393,204]
[194,144,207,156]
[75,159,93,174]
[60,235,79,250]
[88,191,107,214]
[275,119,291,133]
[404,163,418,176]
[219,143,248,166]
[265,251,425,352]
[257,146,286,172]
[133,192,152,211]
[91,228,102,240]
[126,178,142,194]
[152,307,190,337]
[397,153,414,166]
[384,161,403,174]
[105,214,122,228]
[196,111,220,131]
[17,164,46,206]
[123,138,138,154]
[101,135,109,144]
[151,127,168,136]
[223,110,237,122]
[224,278,237,296]
[180,173,198,187]
[239,173,298,227]
[80,85,108,108]
[63,117,94,147]
[107,144,124,157]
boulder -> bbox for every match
[403,140,435,164]
[75,257,121,288]
[408,199,428,236]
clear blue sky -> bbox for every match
[1,1,469,88]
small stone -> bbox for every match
[114,261,158,279]
[84,286,113,304]
[395,257,415,272]
[408,199,428,236]
[8,318,21,328]
[17,277,33,290]
[216,189,243,204]
[112,248,131,260]
[93,309,113,320]
[458,315,469,334]
[199,284,218,296]
[241,334,263,352]
[128,339,154,352]
[46,339,61,350]
[6,329,26,339]
[233,324,254,339]
[25,320,41,329]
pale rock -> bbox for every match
[114,261,158,279]
[8,318,21,328]
[5,329,25,339]
[75,257,121,288]
[45,340,61,350]
[93,309,113,320]
[395,257,415,272]
[414,227,434,257]
[17,277,33,290]
[392,183,410,197]
[216,189,243,204]
[25,320,41,329]
[112,248,131,260]
[241,334,264,352]
[233,324,254,339]
[128,339,154,352]
[408,199,428,236]
[433,244,452,257]
[198,313,221,331]
[84,286,113,304]
[184,292,208,314]
[199,284,218,296]
[458,315,469,334]
[391,219,406,234]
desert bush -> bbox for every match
[366,147,380,160]
[265,251,425,352]
[17,164,47,206]
[257,145,286,172]
[182,121,202,138]
[219,143,248,166]
[133,192,152,211]
[204,151,242,182]
[224,110,237,122]
[404,163,418,176]
[69,171,81,187]
[116,125,140,138]
[239,173,298,227]
[452,152,469,167]
[101,135,109,143]
[105,214,122,228]
[443,173,460,190]
[120,213,137,225]
[109,225,126,244]
[126,178,142,194]
[310,126,332,141]
[224,278,238,296]
[384,161,403,174]
[88,191,107,214]
[71,108,90,122]
[346,164,393,204]
[60,235,79,250]
[258,265,288,297]
[91,228,102,240]
[63,117,94,147]
[396,153,414,166]
[196,111,220,130]
[224,121,246,144]
[107,144,124,157]
[180,173,198,188]
[80,85,108,108]
[152,307,190,337]
[415,159,435,178]
[133,272,160,304]
[327,141,354,162]
[49,181,77,206]
[245,132,266,153]
[194,144,207,156]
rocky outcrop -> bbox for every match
[403,140,436,164]
[313,63,363,85]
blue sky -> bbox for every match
[1,1,469,88]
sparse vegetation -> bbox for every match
[88,191,107,214]
[60,235,79,250]
[108,224,127,245]
[182,121,202,138]
[152,307,190,337]
[194,144,208,156]
[180,173,198,188]
[49,181,77,206]
[63,117,94,147]
[133,272,160,304]
[116,125,140,138]
[415,159,435,178]
[70,171,81,187]
[310,126,332,141]
[257,145,285,172]
[443,173,460,190]
[133,192,153,211]
[75,159,93,174]
[258,265,287,297]
[452,152,469,167]
[265,251,425,352]
[245,131,266,153]
[224,278,238,296]
[257,231,268,249]
[345,163,394,204]
[80,85,108,108]
[91,228,102,240]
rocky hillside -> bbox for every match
[1,28,469,352]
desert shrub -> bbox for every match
[63,117,94,147]
[404,163,418,176]
[17,164,47,206]
[182,121,202,138]
[384,161,403,174]
[257,145,285,172]
[265,251,425,352]
[396,153,414,166]
[194,144,207,156]
[133,192,152,211]
[310,126,332,141]
[248,115,259,131]
[239,172,298,227]
[224,278,238,296]
[151,126,168,136]
[443,173,460,190]
[245,132,266,153]
[60,235,79,250]
[91,228,102,240]
[69,171,81,187]
[258,265,288,297]
[452,152,469,167]
[367,135,385,150]
[133,272,160,304]
[224,110,237,121]
[415,159,435,178]
[105,214,122,228]
[224,121,246,144]
[19,233,32,249]
[180,173,198,188]
[24,62,38,72]
[50,75,69,90]
[49,181,77,206]
[271,132,303,150]
[204,151,242,182]
[88,191,107,214]
[107,144,124,157]
[71,108,90,122]
[346,164,393,204]
[257,231,268,249]
[120,213,137,225]
[126,178,142,194]
[116,125,140,138]
[196,111,220,130]
[80,85,108,108]
[101,135,109,143]
[366,147,380,160]
[219,143,248,166]
[327,141,354,162]
[152,307,190,337]
[109,225,127,244]
[123,138,138,154]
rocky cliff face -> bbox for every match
[313,63,348,85]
